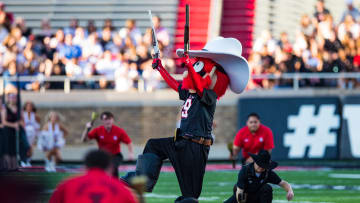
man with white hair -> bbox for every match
[341,0,360,22]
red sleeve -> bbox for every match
[49,182,66,203]
[263,126,275,150]
[87,127,98,139]
[119,128,131,144]
[157,62,179,92]
[233,129,244,147]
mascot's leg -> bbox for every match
[122,138,166,192]
[135,153,162,192]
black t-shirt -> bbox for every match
[237,163,282,193]
[178,84,217,139]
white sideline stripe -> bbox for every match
[145,193,219,200]
[273,201,333,203]
[329,173,360,179]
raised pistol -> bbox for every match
[148,10,161,68]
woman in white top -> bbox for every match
[23,101,41,166]
[38,111,68,172]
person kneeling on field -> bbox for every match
[224,150,294,203]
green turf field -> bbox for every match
[3,169,360,203]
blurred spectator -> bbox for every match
[314,0,330,22]
[152,15,171,57]
[63,18,78,36]
[49,149,138,203]
[119,19,142,46]
[1,93,21,171]
[86,19,97,35]
[152,15,169,47]
[39,19,52,37]
[22,101,41,166]
[82,32,103,61]
[340,0,360,22]
[142,64,162,92]
[299,14,315,38]
[38,111,68,172]
[0,2,13,30]
[15,17,31,38]
[59,34,82,61]
[96,50,119,78]
[103,18,115,32]
[253,30,277,54]
[72,27,86,47]
[100,27,115,51]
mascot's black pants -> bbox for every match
[134,136,209,199]
[223,184,273,203]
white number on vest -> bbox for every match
[181,98,193,118]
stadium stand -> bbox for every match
[2,0,178,36]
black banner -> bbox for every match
[237,97,341,160]
[341,96,360,159]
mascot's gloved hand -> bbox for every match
[181,54,192,68]
[152,58,163,70]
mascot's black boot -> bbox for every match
[175,196,199,203]
[121,153,162,192]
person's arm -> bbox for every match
[279,180,294,201]
[235,187,246,203]
[127,142,134,160]
[153,58,179,91]
[81,122,93,142]
[120,128,134,160]
[235,166,248,203]
[264,126,275,154]
[232,146,241,160]
[59,124,69,137]
[19,111,25,128]
[232,130,243,160]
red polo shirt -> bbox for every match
[49,169,138,203]
[88,125,132,155]
[233,124,274,159]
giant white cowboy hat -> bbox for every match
[176,37,250,94]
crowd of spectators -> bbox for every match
[2,0,360,92]
[0,2,175,93]
[247,0,360,90]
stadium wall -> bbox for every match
[24,89,360,161]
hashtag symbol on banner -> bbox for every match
[284,105,339,158]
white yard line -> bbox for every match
[145,193,220,201]
[329,173,360,179]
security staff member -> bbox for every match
[231,113,274,165]
[82,111,134,178]
[224,150,294,203]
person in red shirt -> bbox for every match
[231,113,274,165]
[49,149,138,203]
[81,111,134,178]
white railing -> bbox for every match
[1,72,359,93]
[251,72,360,90]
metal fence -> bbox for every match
[1,72,360,93]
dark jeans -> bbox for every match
[143,136,209,198]
[112,153,123,178]
[224,184,273,203]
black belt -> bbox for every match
[181,135,212,146]
[174,128,213,146]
